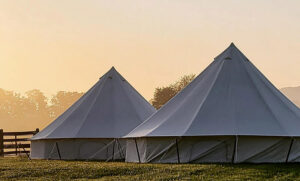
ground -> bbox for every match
[1,157,300,180]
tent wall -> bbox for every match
[287,138,300,162]
[31,139,126,160]
[126,136,299,163]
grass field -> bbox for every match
[1,157,300,180]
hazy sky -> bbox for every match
[0,0,299,100]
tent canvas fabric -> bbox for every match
[31,138,127,161]
[30,67,156,160]
[125,43,300,163]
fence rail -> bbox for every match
[0,128,39,157]
[4,150,30,155]
[3,138,29,142]
[3,131,39,136]
[4,144,31,149]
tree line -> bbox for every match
[0,75,195,131]
[0,89,83,131]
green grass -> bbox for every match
[1,157,300,180]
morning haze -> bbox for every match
[0,0,299,131]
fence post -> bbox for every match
[34,128,39,135]
[0,129,3,157]
[15,134,18,155]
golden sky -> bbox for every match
[0,0,299,100]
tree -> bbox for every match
[0,88,23,120]
[25,89,49,114]
[0,88,84,131]
[151,74,196,109]
[25,89,51,128]
[49,91,84,119]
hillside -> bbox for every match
[280,86,300,108]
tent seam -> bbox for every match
[74,74,109,138]
[116,72,145,138]
[238,53,290,136]
[249,63,300,119]
[182,59,226,136]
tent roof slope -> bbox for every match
[125,43,300,138]
[32,67,156,140]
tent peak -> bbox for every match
[230,42,236,47]
[99,66,118,79]
[214,42,250,62]
[109,66,116,71]
[227,42,238,51]
[107,66,121,79]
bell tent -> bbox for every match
[30,67,156,160]
[125,43,300,163]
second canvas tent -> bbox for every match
[30,67,156,160]
[125,43,300,163]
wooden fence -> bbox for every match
[0,128,39,157]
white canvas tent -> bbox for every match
[30,67,155,160]
[125,43,300,163]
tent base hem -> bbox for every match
[125,136,300,163]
